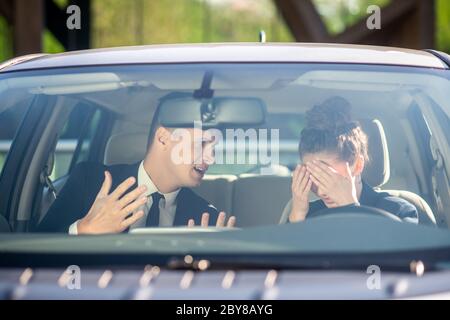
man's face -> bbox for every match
[167,128,216,187]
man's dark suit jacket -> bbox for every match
[37,162,219,233]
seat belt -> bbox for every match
[40,151,58,200]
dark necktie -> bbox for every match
[146,192,164,227]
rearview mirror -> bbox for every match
[158,96,266,128]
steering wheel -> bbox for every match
[307,205,402,222]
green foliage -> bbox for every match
[437,0,450,53]
[53,0,69,10]
[0,16,13,62]
[0,0,449,60]
[43,29,65,54]
[313,0,390,35]
[91,0,293,47]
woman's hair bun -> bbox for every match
[299,96,369,164]
[305,96,353,134]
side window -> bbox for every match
[72,110,102,166]
[51,104,103,181]
[431,102,450,146]
[0,103,30,176]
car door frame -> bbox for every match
[29,103,116,230]
[0,94,58,231]
[0,91,115,232]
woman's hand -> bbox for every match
[289,165,312,222]
[306,160,358,207]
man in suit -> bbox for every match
[37,115,235,234]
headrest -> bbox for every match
[104,132,148,165]
[359,119,390,188]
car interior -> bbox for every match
[1,64,449,232]
[94,114,437,227]
[35,90,441,229]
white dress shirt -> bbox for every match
[69,161,180,234]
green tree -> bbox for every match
[1,0,449,62]
[313,0,390,35]
[0,16,13,62]
[437,0,450,53]
[91,0,292,47]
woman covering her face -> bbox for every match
[289,96,418,224]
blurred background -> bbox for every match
[0,0,449,176]
[0,0,449,60]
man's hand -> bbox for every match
[306,160,358,207]
[77,171,148,234]
[289,164,312,222]
[187,212,236,228]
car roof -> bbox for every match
[0,43,448,72]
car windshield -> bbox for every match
[0,63,450,266]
